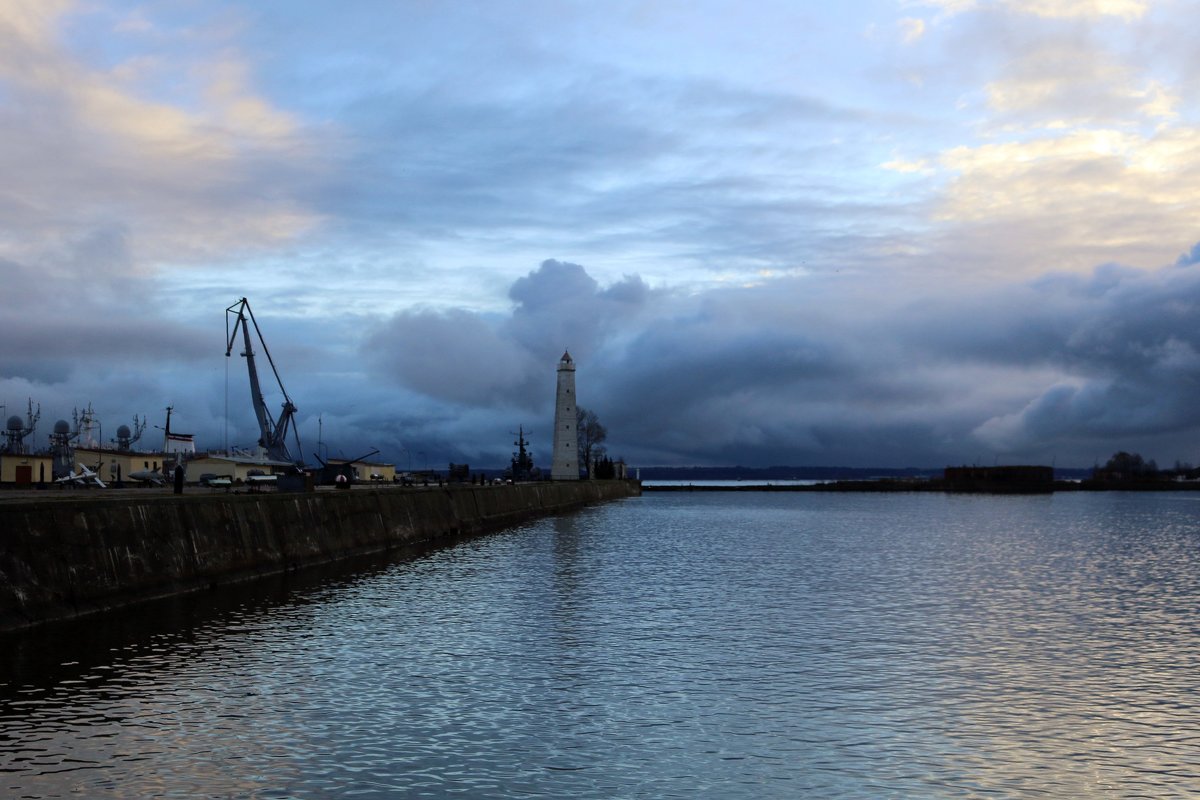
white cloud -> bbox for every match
[910,0,979,15]
[888,0,1198,279]
[0,0,322,274]
[1137,80,1179,121]
[882,157,935,174]
[0,0,71,46]
[927,125,1200,274]
[912,0,1147,19]
[899,17,928,43]
[982,43,1176,125]
[1008,0,1147,21]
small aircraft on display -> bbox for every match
[55,463,107,488]
[128,469,166,486]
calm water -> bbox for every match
[4,491,1200,798]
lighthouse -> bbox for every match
[551,350,579,480]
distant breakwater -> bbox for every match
[643,479,1200,493]
[644,480,944,493]
[0,481,641,632]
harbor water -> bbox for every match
[4,491,1200,797]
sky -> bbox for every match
[4,0,1200,470]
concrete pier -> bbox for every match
[0,480,641,631]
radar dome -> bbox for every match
[6,415,22,431]
[54,419,71,435]
[117,424,132,439]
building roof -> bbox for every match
[191,453,296,468]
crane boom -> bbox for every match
[225,298,301,465]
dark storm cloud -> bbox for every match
[362,308,538,406]
[362,259,653,408]
[12,244,1200,470]
[963,258,1200,453]
[354,250,1200,468]
[2,245,1192,471]
[0,247,212,373]
[507,260,651,360]
[1,231,248,452]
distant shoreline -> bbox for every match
[635,466,1095,482]
[644,480,942,493]
[642,479,1200,494]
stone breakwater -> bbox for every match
[0,481,641,632]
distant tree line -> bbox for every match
[1089,451,1200,481]
[1093,451,1159,480]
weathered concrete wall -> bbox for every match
[0,481,640,631]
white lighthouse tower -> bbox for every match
[551,350,579,480]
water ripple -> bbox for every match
[5,492,1200,797]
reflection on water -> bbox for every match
[4,492,1200,797]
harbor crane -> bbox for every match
[225,297,302,465]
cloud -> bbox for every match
[507,260,652,361]
[912,0,1147,20]
[882,157,934,174]
[362,259,655,410]
[899,17,928,43]
[607,252,1200,466]
[10,237,1200,471]
[876,2,1200,280]
[981,41,1175,124]
[348,250,1200,468]
[0,0,322,273]
[926,124,1200,276]
[362,308,539,407]
[913,260,1200,457]
[1009,0,1147,21]
[8,0,1200,474]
